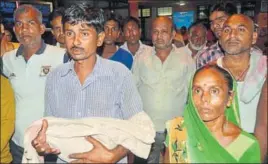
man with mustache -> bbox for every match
[1,5,65,163]
[132,16,195,163]
[217,14,267,162]
[181,21,208,68]
[49,7,65,48]
[100,15,133,69]
[121,16,152,59]
[197,2,237,68]
[31,3,154,163]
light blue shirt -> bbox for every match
[45,55,143,163]
[45,55,142,120]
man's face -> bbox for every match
[4,30,12,42]
[104,20,120,45]
[51,16,65,45]
[220,15,258,56]
[189,26,207,51]
[152,17,175,50]
[64,22,105,61]
[209,11,229,39]
[14,9,45,46]
[123,21,141,45]
[0,24,4,40]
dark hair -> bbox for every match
[210,2,237,16]
[49,7,65,23]
[105,14,121,30]
[122,16,141,29]
[194,64,233,91]
[0,13,3,24]
[62,3,104,34]
[188,21,207,34]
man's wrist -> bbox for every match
[109,145,129,163]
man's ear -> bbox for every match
[51,28,55,35]
[116,30,121,39]
[40,24,46,35]
[171,30,176,40]
[252,31,258,45]
[97,32,105,47]
[226,91,234,107]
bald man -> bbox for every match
[132,16,195,163]
[218,14,267,161]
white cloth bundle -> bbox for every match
[22,112,155,163]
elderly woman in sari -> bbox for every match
[164,65,261,163]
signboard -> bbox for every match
[18,1,53,27]
[0,1,17,14]
[173,11,194,29]
[0,1,17,25]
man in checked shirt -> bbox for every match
[197,2,237,68]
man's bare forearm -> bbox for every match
[254,80,267,161]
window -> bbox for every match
[157,7,172,16]
[139,8,151,18]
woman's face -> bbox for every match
[192,68,233,122]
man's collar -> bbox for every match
[121,40,143,53]
[16,40,46,57]
[60,55,103,77]
[153,44,176,55]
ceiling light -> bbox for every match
[179,1,186,6]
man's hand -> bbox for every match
[31,119,60,155]
[69,136,115,163]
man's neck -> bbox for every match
[74,54,97,85]
[188,44,198,56]
[23,41,42,61]
[223,50,251,70]
[102,44,117,59]
[127,42,140,56]
[155,45,173,63]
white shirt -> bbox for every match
[120,40,152,60]
[2,43,66,147]
[237,81,260,133]
[132,45,195,131]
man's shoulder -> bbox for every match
[173,46,192,61]
[141,43,152,49]
[44,44,66,56]
[99,57,131,77]
[2,49,18,61]
[134,46,153,60]
[116,48,132,57]
[46,62,71,79]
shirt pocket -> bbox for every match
[165,68,188,94]
[140,66,160,87]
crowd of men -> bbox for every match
[0,1,267,164]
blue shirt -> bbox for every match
[109,48,133,70]
[44,55,142,120]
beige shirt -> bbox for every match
[132,45,195,131]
